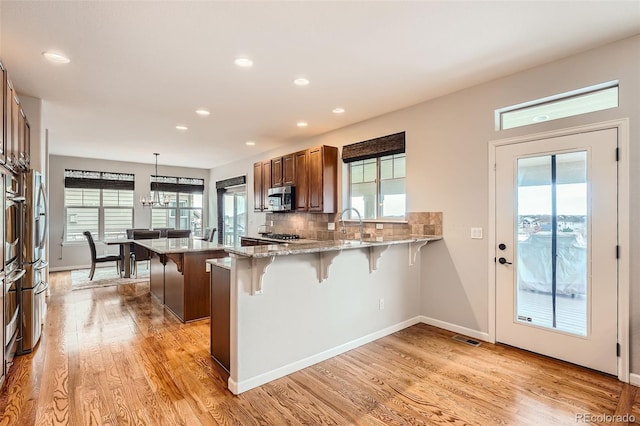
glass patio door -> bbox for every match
[495,128,618,375]
[223,187,246,246]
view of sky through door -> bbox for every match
[516,152,588,336]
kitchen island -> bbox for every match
[134,238,228,322]
[210,235,441,394]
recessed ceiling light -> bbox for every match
[297,121,308,128]
[245,141,256,146]
[234,57,253,68]
[42,51,70,64]
[195,109,210,116]
[332,107,345,114]
[176,125,188,130]
[294,78,310,86]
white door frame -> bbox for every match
[488,119,630,382]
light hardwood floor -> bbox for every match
[0,271,636,425]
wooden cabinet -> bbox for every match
[24,120,30,167]
[253,162,263,211]
[10,83,19,170]
[210,261,230,373]
[0,66,30,171]
[0,62,5,165]
[271,157,283,187]
[282,154,295,185]
[308,145,338,213]
[253,160,272,211]
[5,78,16,170]
[294,150,308,211]
[18,110,25,167]
[252,145,337,213]
[261,160,271,210]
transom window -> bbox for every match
[497,81,619,130]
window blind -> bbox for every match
[64,169,135,190]
[151,175,205,193]
[341,131,406,163]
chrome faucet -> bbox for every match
[339,207,363,241]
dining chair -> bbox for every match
[153,227,174,237]
[83,231,123,280]
[131,230,161,276]
[207,228,217,242]
[166,229,191,238]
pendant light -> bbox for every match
[141,153,170,207]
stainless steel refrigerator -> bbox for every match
[18,170,48,354]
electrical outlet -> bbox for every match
[205,262,211,272]
[379,298,385,310]
[328,222,336,230]
[376,223,384,230]
[269,221,274,226]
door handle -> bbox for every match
[498,257,512,265]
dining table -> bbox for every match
[106,238,133,278]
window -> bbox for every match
[342,132,406,220]
[150,175,205,235]
[64,170,134,242]
[497,81,619,130]
[348,154,406,219]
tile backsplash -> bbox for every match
[264,211,442,241]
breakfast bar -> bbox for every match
[210,235,441,394]
[134,238,228,322]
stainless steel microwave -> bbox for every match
[267,185,295,212]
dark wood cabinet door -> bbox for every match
[5,79,15,169]
[294,150,308,211]
[24,120,30,168]
[0,63,5,164]
[262,160,271,210]
[308,147,323,211]
[271,157,283,187]
[283,154,295,185]
[18,109,25,167]
[10,85,19,169]
[253,162,263,211]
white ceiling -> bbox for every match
[1,1,639,169]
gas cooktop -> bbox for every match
[262,233,300,241]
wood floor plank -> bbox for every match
[0,272,634,425]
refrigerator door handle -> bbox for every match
[35,281,49,295]
[35,260,49,270]
[6,269,26,284]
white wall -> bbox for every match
[210,35,640,372]
[49,155,210,270]
[231,244,423,393]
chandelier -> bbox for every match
[141,153,170,207]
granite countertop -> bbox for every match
[225,235,442,258]
[206,257,233,270]
[134,237,229,254]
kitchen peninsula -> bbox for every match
[210,235,441,394]
[134,238,228,322]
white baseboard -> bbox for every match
[630,373,640,387]
[50,264,92,272]
[230,316,422,395]
[419,316,490,343]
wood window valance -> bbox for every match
[341,131,406,163]
[64,169,135,190]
